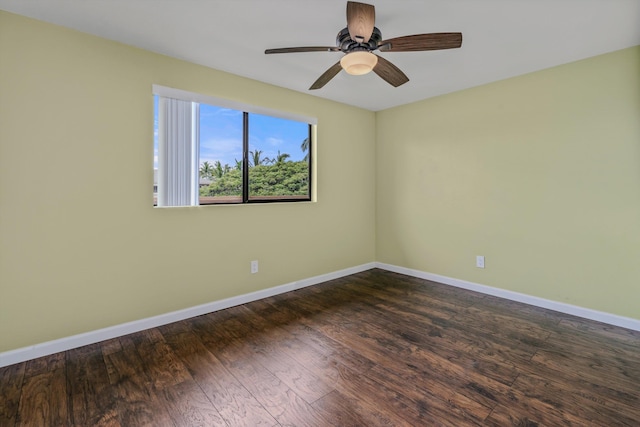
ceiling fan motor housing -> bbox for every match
[264,2,462,90]
[337,27,382,53]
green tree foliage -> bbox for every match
[200,169,242,197]
[199,161,214,180]
[249,161,308,196]
[199,157,308,198]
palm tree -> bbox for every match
[301,137,310,162]
[199,161,214,179]
[275,150,290,165]
[249,150,272,167]
[214,160,224,178]
[234,159,243,171]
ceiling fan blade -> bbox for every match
[309,61,343,90]
[379,32,462,52]
[346,1,375,43]
[372,55,409,87]
[265,46,341,54]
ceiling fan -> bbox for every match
[265,1,462,90]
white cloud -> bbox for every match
[200,137,243,165]
[266,137,284,147]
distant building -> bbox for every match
[154,169,212,195]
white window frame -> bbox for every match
[153,85,316,207]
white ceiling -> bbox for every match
[1,0,639,111]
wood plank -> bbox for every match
[248,298,381,383]
[558,317,640,346]
[205,306,338,426]
[546,323,640,364]
[24,352,65,378]
[368,299,540,365]
[520,348,640,408]
[130,328,192,391]
[194,310,334,405]
[157,319,193,337]
[160,380,227,426]
[102,339,175,426]
[484,403,567,427]
[163,330,278,427]
[340,286,540,365]
[333,361,479,426]
[272,294,497,420]
[356,269,487,308]
[16,372,51,427]
[311,390,391,427]
[100,338,123,356]
[0,362,25,426]
[213,347,331,427]
[284,280,521,390]
[511,372,640,426]
[49,365,69,426]
[534,347,639,391]
[66,344,120,426]
[16,367,68,427]
[366,356,496,425]
[344,273,473,318]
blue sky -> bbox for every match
[154,98,309,169]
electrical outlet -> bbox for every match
[476,256,485,269]
[251,260,259,274]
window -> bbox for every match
[153,85,314,206]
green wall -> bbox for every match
[2,10,639,355]
[0,12,376,353]
[376,46,640,319]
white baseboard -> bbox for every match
[0,263,376,368]
[3,261,638,368]
[376,262,640,332]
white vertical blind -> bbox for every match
[190,102,200,204]
[157,97,199,207]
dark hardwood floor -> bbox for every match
[2,269,640,426]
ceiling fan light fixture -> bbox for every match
[340,51,378,75]
[265,2,462,89]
